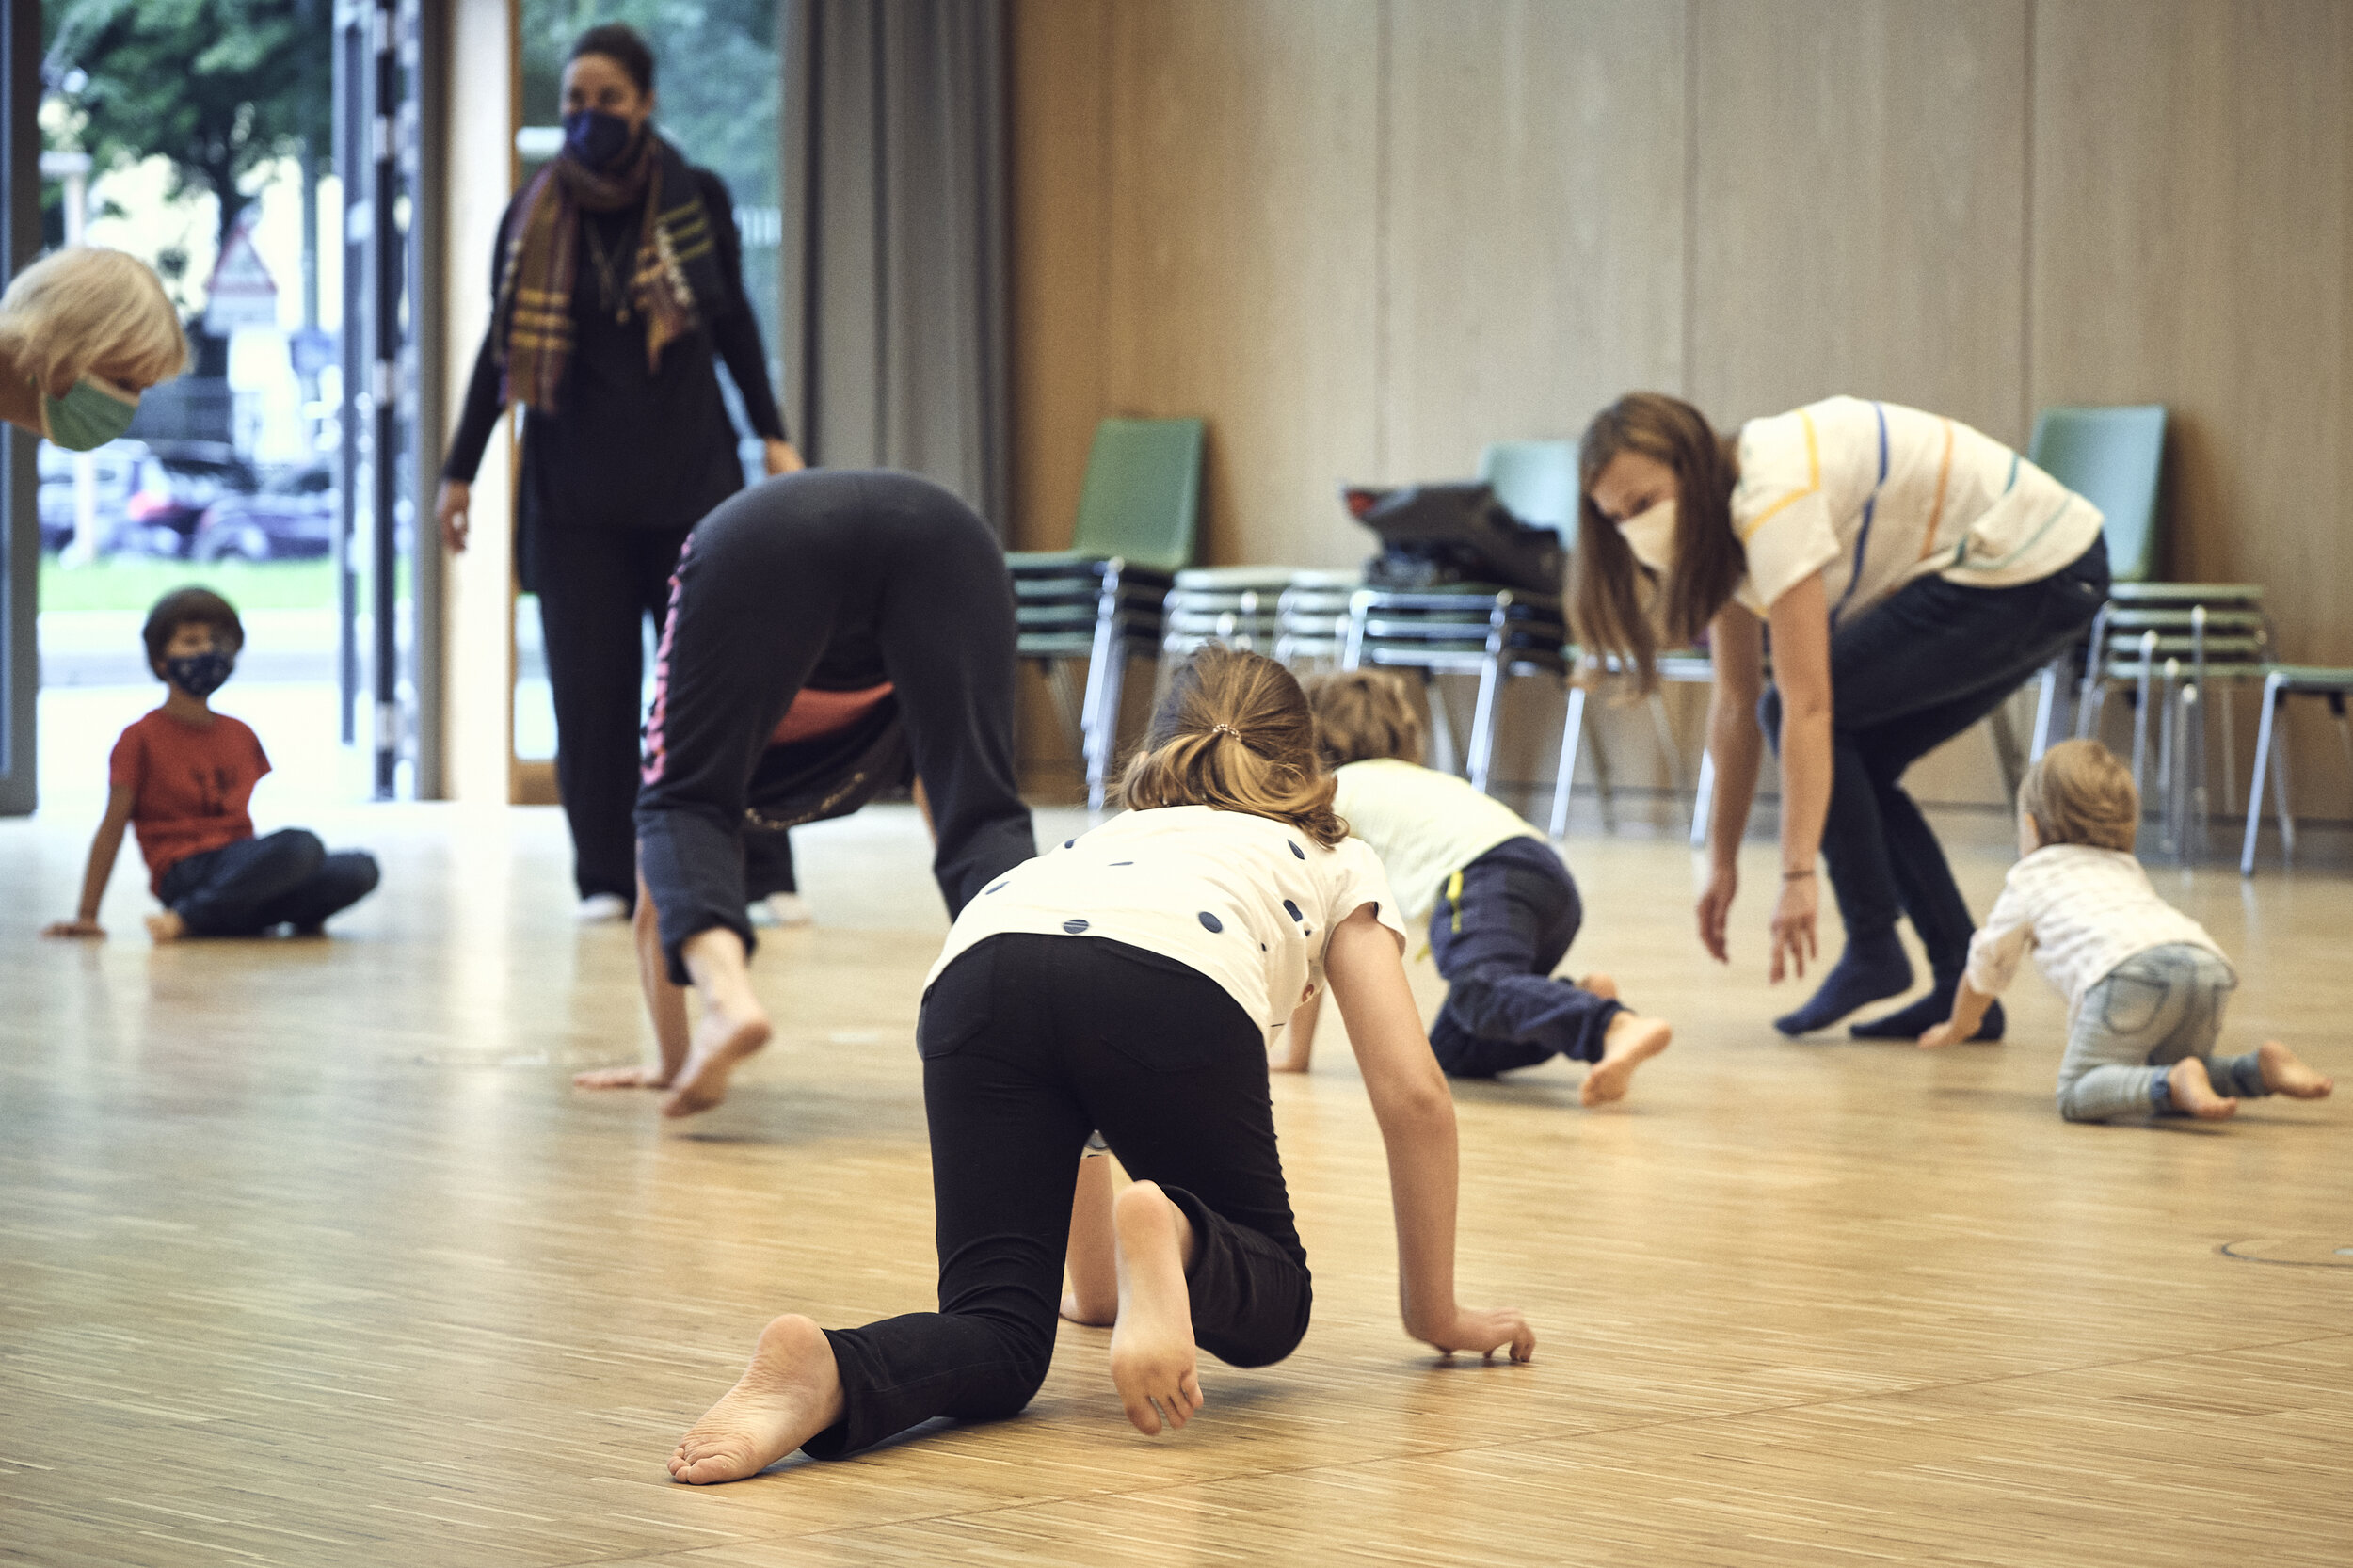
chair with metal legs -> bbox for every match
[2239,665,2353,875]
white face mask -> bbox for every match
[1615,498,1677,576]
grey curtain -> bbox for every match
[782,0,1010,532]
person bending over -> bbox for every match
[43,589,379,943]
[665,647,1533,1483]
[576,469,1037,1117]
[1292,671,1672,1104]
[1922,740,2332,1122]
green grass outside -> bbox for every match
[39,556,414,615]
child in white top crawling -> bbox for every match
[1298,671,1673,1106]
[665,647,1534,1486]
[1922,740,2333,1122]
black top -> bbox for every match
[441,165,789,533]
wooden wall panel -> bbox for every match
[1689,0,2030,440]
[1382,0,1689,483]
[2032,0,2353,820]
[1099,0,1382,570]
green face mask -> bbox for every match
[40,374,139,452]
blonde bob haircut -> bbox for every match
[1118,644,1349,847]
[1305,668,1424,769]
[0,247,188,394]
[2019,739,2139,853]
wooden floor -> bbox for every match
[5,796,2349,1566]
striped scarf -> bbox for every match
[492,131,726,413]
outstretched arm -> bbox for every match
[43,785,135,937]
[1323,905,1534,1362]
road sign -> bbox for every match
[203,216,280,334]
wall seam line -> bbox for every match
[1682,0,1699,398]
[2020,0,2036,442]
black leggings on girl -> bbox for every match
[634,471,1037,982]
[802,934,1313,1459]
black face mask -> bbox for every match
[562,108,636,171]
[165,651,235,699]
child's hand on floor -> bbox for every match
[40,918,104,939]
[1417,1304,1536,1363]
[1917,1020,1962,1049]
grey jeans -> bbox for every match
[2057,943,2265,1121]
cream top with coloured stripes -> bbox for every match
[1729,396,2104,622]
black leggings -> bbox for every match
[804,934,1313,1459]
[634,471,1036,981]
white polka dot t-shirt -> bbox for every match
[925,805,1409,1036]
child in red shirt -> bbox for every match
[42,587,378,942]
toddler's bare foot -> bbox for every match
[1061,1289,1115,1327]
[573,1064,674,1090]
[2257,1040,2334,1099]
[1581,1012,1671,1107]
[145,910,186,943]
[1579,971,1621,1001]
[2168,1056,2238,1120]
[669,1314,844,1485]
[1108,1181,1203,1435]
[662,993,772,1118]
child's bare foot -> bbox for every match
[145,910,186,943]
[2168,1056,2238,1120]
[573,1064,674,1090]
[1579,972,1621,1001]
[669,1314,845,1485]
[1107,1181,1203,1435]
[2257,1040,2334,1099]
[661,993,772,1118]
[1581,1012,1671,1106]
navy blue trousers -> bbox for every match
[157,828,379,936]
[1426,837,1624,1077]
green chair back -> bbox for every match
[1068,417,1205,574]
[2027,405,2165,584]
[1477,440,1579,540]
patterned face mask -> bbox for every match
[40,374,139,452]
[165,650,235,699]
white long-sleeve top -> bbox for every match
[1963,843,2234,1013]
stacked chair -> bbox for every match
[1272,573,1362,671]
[1340,583,1572,793]
[2240,664,2353,875]
[2028,406,2276,857]
[1012,418,1204,812]
[1162,567,1362,669]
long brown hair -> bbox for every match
[1571,392,1744,691]
[1118,645,1349,847]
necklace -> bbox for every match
[582,218,633,325]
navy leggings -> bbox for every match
[1426,837,1624,1077]
[157,828,379,936]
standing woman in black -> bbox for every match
[436,23,802,921]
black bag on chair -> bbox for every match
[1344,482,1567,596]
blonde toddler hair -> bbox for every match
[1118,645,1349,847]
[0,247,187,394]
[2019,739,2138,853]
[1305,668,1425,768]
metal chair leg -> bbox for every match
[1423,670,1460,777]
[1550,682,1588,840]
[2029,656,2063,760]
[1988,698,2027,802]
[2130,630,2157,808]
[1690,749,1715,850]
[1467,653,1503,794]
[2240,678,2279,875]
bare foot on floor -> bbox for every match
[2257,1040,2334,1100]
[661,994,772,1118]
[145,910,186,943]
[1578,972,1621,1002]
[573,1064,674,1090]
[1581,1012,1671,1107]
[1108,1182,1203,1435]
[670,1314,845,1485]
[2168,1056,2238,1121]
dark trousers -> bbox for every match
[531,519,794,904]
[1762,535,2110,975]
[806,934,1313,1459]
[635,472,1037,983]
[1426,837,1624,1077]
[157,828,379,936]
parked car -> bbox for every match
[120,442,259,556]
[36,439,146,552]
[192,463,338,561]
